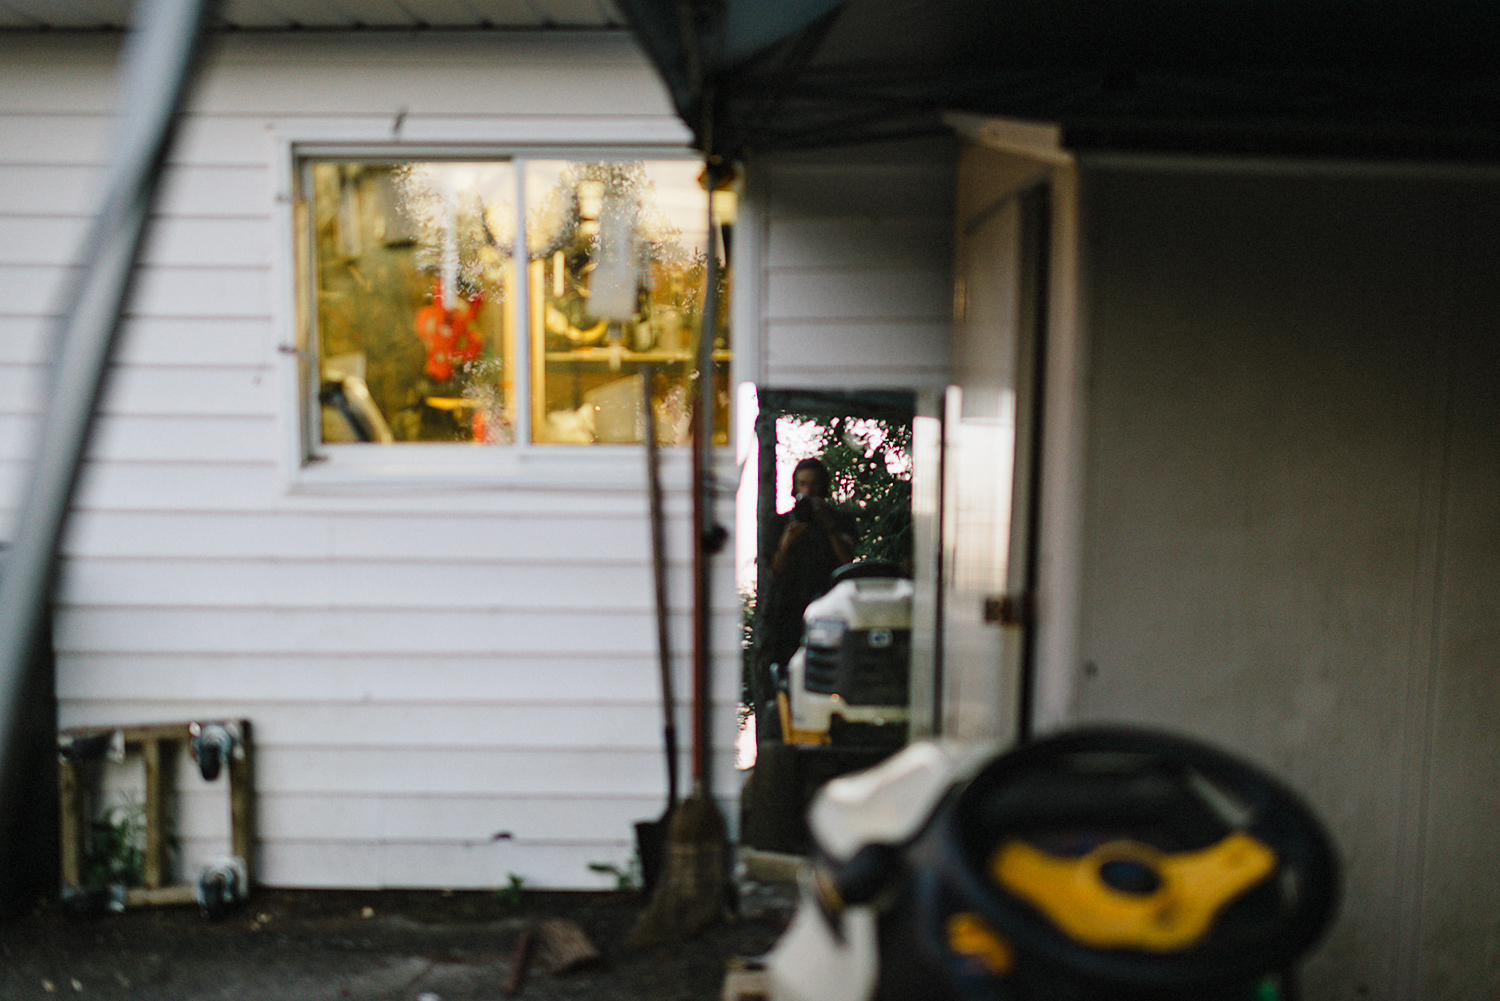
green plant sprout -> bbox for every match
[495,872,527,909]
[588,853,642,892]
[83,793,146,889]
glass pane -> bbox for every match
[309,161,517,444]
[524,160,730,445]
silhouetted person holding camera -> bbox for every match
[762,457,859,675]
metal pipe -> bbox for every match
[0,0,222,832]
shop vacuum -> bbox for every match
[766,726,1339,1001]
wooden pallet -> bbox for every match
[57,719,253,908]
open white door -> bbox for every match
[934,181,1049,744]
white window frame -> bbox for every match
[271,127,735,491]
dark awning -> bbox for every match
[616,0,1500,161]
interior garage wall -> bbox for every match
[1073,159,1500,1000]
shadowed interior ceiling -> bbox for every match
[616,0,1500,160]
[6,0,1500,160]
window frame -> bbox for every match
[273,131,730,490]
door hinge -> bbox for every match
[983,592,1033,627]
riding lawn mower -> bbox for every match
[765,726,1339,1001]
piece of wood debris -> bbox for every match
[535,918,602,974]
[503,926,535,996]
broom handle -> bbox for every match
[642,365,678,806]
[690,181,722,791]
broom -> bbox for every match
[625,171,730,947]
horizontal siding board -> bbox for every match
[1,1,131,29]
[155,164,275,218]
[0,216,83,267]
[68,461,700,514]
[767,320,952,370]
[0,216,277,271]
[8,329,276,401]
[206,30,651,75]
[258,839,656,889]
[355,793,659,844]
[766,217,953,270]
[58,681,740,725]
[766,361,951,392]
[197,47,669,120]
[59,557,681,610]
[0,166,100,214]
[328,512,653,561]
[96,366,277,418]
[114,318,275,367]
[0,39,118,113]
[0,364,45,415]
[253,746,684,796]
[82,414,280,463]
[167,790,666,845]
[51,605,741,656]
[138,217,274,269]
[0,414,37,461]
[0,113,111,163]
[175,115,688,174]
[767,266,952,322]
[55,653,676,703]
[0,316,46,365]
[63,511,336,559]
[58,701,676,750]
[0,266,271,322]
[62,511,674,561]
[273,112,692,147]
[123,265,272,319]
[63,720,739,785]
[70,462,291,512]
[66,459,704,512]
[0,264,74,319]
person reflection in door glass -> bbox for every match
[764,457,859,674]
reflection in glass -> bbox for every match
[311,161,517,444]
[307,157,730,447]
[524,160,729,445]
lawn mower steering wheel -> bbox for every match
[908,726,1339,995]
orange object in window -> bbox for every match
[415,280,484,382]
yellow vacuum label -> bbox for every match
[991,831,1277,951]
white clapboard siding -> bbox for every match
[259,840,651,889]
[0,317,46,364]
[61,557,680,609]
[52,605,743,657]
[169,788,669,847]
[747,142,956,390]
[65,702,691,752]
[57,653,675,703]
[2,29,745,890]
[61,510,663,561]
[70,462,703,513]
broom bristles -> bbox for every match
[623,794,729,948]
